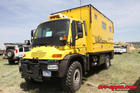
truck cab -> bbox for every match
[24,17,87,60]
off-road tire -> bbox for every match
[6,49,14,58]
[104,55,111,69]
[63,61,82,93]
[8,59,15,64]
[24,78,36,83]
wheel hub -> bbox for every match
[7,52,12,57]
[73,69,80,85]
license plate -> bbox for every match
[42,71,51,77]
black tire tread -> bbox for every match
[6,49,14,58]
[104,55,111,69]
[63,61,82,93]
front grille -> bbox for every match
[31,52,46,58]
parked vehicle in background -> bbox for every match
[3,41,30,64]
[114,45,126,54]
[121,46,127,53]
[19,4,114,92]
[0,48,3,55]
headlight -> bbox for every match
[47,65,58,70]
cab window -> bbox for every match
[19,47,23,52]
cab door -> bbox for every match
[71,21,87,55]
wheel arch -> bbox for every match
[59,54,86,78]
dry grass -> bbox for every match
[0,50,140,93]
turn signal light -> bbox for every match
[60,36,67,41]
[52,54,62,58]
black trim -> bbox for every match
[87,50,114,55]
[51,4,113,24]
[87,50,114,59]
[61,54,87,76]
[83,21,87,36]
[90,5,92,23]
[71,21,76,46]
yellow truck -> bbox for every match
[19,4,114,92]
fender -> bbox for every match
[58,54,87,78]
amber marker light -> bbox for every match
[60,36,67,41]
[52,54,62,58]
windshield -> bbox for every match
[33,19,70,47]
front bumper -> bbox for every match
[19,59,67,81]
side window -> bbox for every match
[24,47,30,52]
[109,26,112,32]
[94,14,97,20]
[19,47,23,52]
[102,22,106,30]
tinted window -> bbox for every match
[33,19,70,47]
[19,47,23,52]
[71,21,76,46]
[95,14,97,20]
[24,47,30,52]
[36,19,70,39]
[102,22,106,30]
[109,26,112,32]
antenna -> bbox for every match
[80,0,82,20]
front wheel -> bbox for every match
[63,61,82,92]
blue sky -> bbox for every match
[0,0,140,49]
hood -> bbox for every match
[24,46,72,60]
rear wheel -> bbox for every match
[8,59,15,64]
[63,61,82,92]
[104,56,111,69]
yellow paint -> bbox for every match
[24,5,114,60]
[59,5,114,53]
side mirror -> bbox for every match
[24,40,30,45]
[78,32,83,38]
[77,22,83,38]
[77,23,82,32]
[31,30,34,37]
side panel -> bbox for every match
[89,7,114,53]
